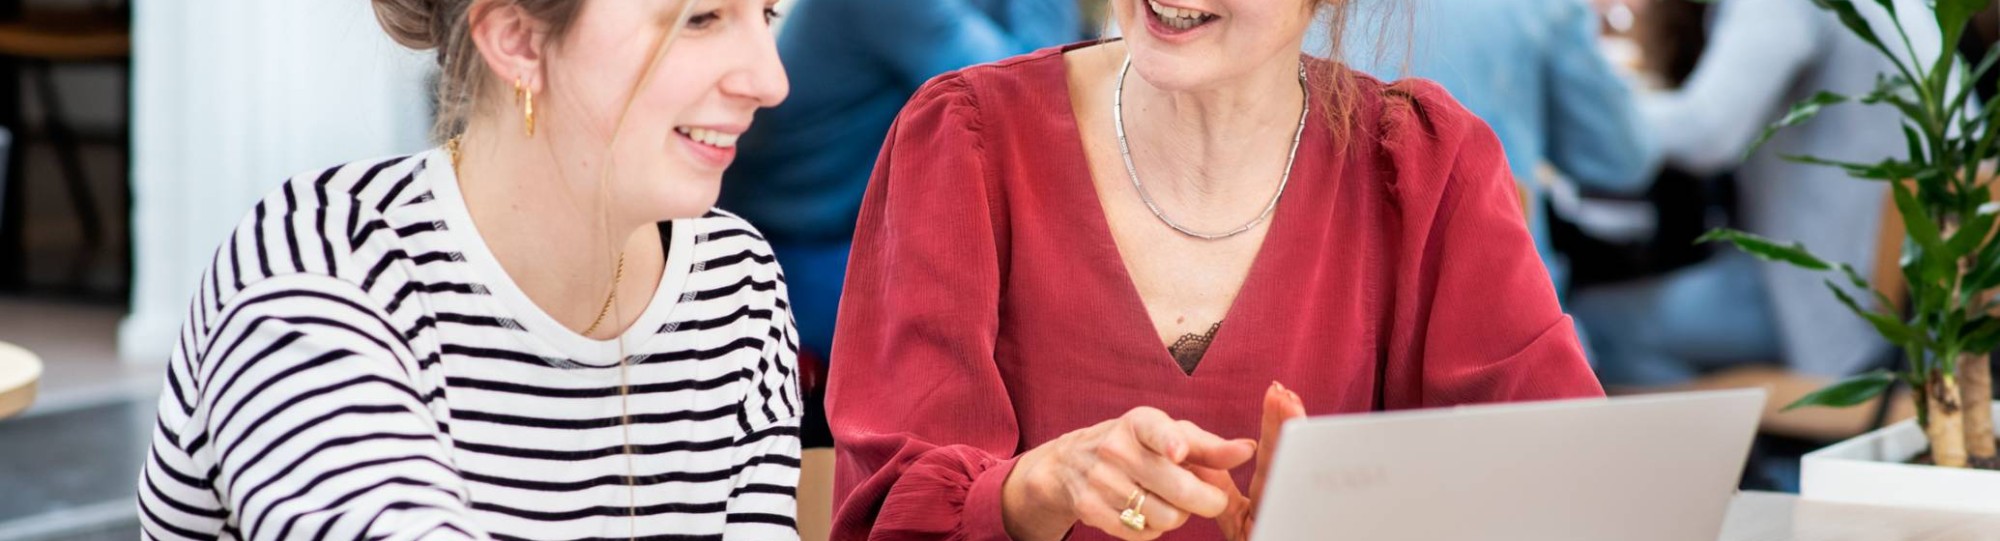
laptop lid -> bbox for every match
[1249,389,1766,541]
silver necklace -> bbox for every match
[1114,55,1309,240]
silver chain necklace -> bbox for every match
[1114,55,1309,240]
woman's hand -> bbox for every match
[1001,407,1257,541]
[1219,382,1307,541]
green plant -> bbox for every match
[1698,0,1997,469]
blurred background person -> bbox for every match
[1547,0,1724,299]
[1570,0,1936,394]
[1564,0,1945,492]
[719,0,1084,447]
[1310,0,1657,299]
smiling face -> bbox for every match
[1111,0,1322,92]
[538,0,789,222]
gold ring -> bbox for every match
[1118,489,1148,531]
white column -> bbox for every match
[121,1,433,363]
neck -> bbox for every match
[1120,52,1307,200]
[453,118,663,338]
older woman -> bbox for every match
[827,0,1604,540]
[137,1,800,539]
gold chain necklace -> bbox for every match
[447,136,629,338]
[449,136,642,538]
[581,254,627,336]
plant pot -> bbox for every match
[1801,404,2000,512]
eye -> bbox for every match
[763,7,782,24]
[686,10,721,30]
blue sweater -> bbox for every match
[720,0,1083,243]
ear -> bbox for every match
[467,1,552,93]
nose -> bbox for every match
[720,18,789,108]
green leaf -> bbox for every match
[1837,262,1898,312]
[1967,243,2000,292]
[1950,202,2000,256]
[1904,250,1947,315]
[1782,370,1898,411]
[1893,181,1957,282]
[1751,92,1849,156]
[1861,73,1915,104]
[1949,44,2000,121]
[1864,0,1897,16]
[1904,123,1928,163]
[1808,0,1898,64]
[1861,79,1931,130]
[1937,0,1990,67]
[1963,317,2000,353]
[1826,279,1925,346]
[1781,154,1925,180]
[1944,308,1970,352]
[1698,229,1834,271]
[1972,41,2000,84]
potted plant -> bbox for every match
[1696,0,2000,511]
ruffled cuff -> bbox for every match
[962,456,1020,541]
[873,448,1026,541]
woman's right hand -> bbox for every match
[1000,407,1257,541]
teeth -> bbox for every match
[675,127,739,148]
[1147,0,1210,29]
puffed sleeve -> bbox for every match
[828,73,1024,541]
[1374,80,1606,408]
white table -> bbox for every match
[0,340,41,419]
[1722,491,2000,540]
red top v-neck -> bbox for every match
[827,44,1603,541]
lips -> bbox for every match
[674,126,740,149]
[1147,0,1217,30]
[673,125,744,169]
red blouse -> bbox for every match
[826,44,1604,541]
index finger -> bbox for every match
[1123,407,1189,462]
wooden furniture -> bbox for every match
[0,339,40,419]
[0,3,130,290]
[799,448,835,541]
[1721,491,2000,540]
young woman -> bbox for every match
[828,0,1605,539]
[137,1,800,539]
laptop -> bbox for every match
[1249,389,1766,541]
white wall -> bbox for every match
[121,1,434,363]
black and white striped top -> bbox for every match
[137,150,802,541]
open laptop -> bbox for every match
[1249,389,1766,541]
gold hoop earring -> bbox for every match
[514,77,537,137]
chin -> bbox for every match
[636,180,720,223]
[1129,53,1223,93]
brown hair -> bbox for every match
[371,0,588,141]
[1632,0,1709,88]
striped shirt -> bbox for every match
[137,149,802,541]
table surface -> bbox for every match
[0,340,39,419]
[1723,491,2000,540]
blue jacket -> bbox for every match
[720,0,1083,243]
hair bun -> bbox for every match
[372,0,448,50]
